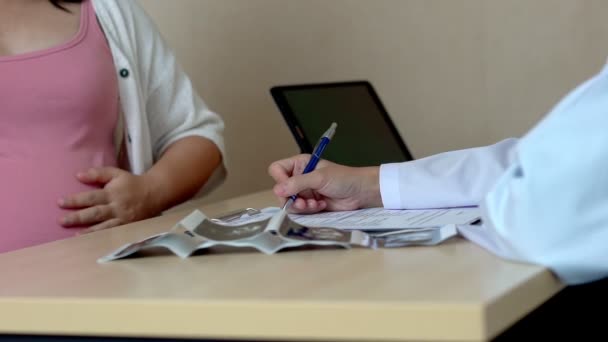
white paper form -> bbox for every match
[290,207,480,231]
[219,207,480,231]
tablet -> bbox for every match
[270,81,413,167]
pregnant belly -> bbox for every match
[0,153,115,253]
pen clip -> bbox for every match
[282,197,294,211]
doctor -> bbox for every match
[269,62,608,287]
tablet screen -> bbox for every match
[273,82,412,167]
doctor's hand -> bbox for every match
[268,154,383,214]
[57,167,163,233]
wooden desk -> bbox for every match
[0,190,563,341]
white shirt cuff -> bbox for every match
[379,163,402,209]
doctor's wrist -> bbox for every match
[357,166,382,208]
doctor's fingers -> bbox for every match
[279,171,330,198]
[290,197,328,214]
[268,154,312,181]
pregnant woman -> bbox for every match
[0,0,226,252]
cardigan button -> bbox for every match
[127,134,132,143]
[119,68,129,78]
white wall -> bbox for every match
[138,0,608,204]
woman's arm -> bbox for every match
[58,136,221,232]
[58,1,226,231]
[144,136,221,212]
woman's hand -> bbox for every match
[58,167,162,233]
[58,136,222,234]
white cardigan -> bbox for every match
[91,0,226,194]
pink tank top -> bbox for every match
[0,0,119,253]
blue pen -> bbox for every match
[283,122,337,210]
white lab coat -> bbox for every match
[380,62,608,286]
